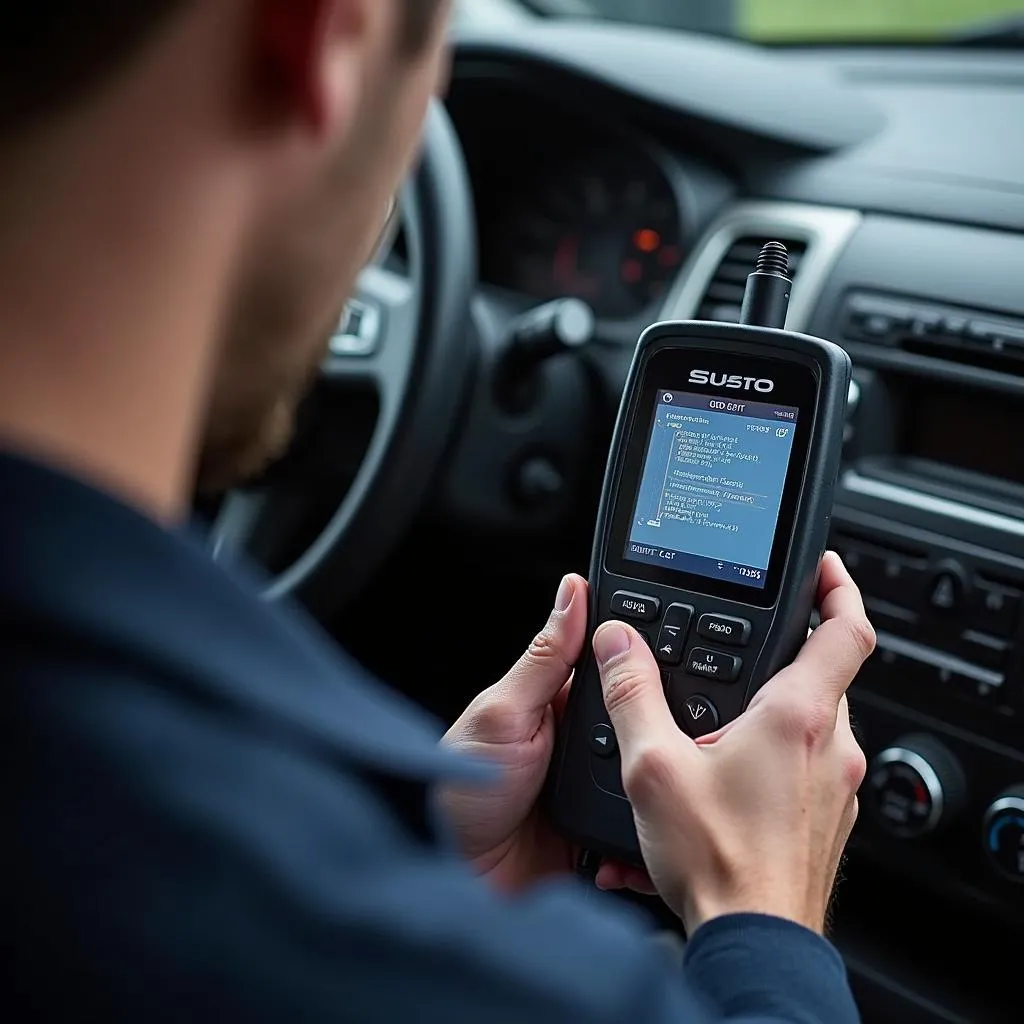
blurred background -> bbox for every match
[458,0,1024,42]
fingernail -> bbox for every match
[594,623,631,665]
[555,575,574,612]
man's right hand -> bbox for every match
[592,551,875,936]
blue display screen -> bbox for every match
[625,389,800,590]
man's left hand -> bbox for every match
[439,574,654,896]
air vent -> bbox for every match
[695,236,808,323]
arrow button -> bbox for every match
[680,695,720,738]
[589,723,617,758]
[655,604,693,666]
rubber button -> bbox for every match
[679,695,719,738]
[655,603,693,666]
[655,623,686,665]
[609,591,660,623]
[589,724,617,758]
[685,647,742,683]
[697,613,751,648]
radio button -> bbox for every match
[697,613,751,647]
[879,558,927,605]
[971,581,1021,638]
[959,630,1011,672]
[834,542,926,607]
[954,670,1002,705]
[685,647,742,683]
[928,564,969,613]
[862,597,918,636]
[610,591,660,622]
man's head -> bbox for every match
[0,1,451,507]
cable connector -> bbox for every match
[739,240,792,331]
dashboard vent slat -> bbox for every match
[695,235,808,324]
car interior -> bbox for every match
[205,3,1024,1021]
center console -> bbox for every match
[814,218,1024,934]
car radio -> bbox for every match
[828,287,1024,923]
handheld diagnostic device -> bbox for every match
[546,242,852,865]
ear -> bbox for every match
[255,0,367,137]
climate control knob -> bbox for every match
[866,734,966,839]
[983,787,1024,884]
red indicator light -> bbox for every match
[633,229,661,253]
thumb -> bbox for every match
[594,621,680,762]
[493,574,588,713]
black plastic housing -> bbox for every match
[545,320,851,865]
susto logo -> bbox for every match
[689,369,775,394]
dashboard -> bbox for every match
[448,80,731,333]
[481,148,683,319]
[385,17,1024,1024]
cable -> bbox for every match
[574,848,601,896]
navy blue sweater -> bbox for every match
[2,451,860,1022]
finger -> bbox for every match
[786,551,876,703]
[494,575,588,714]
[834,694,854,741]
[834,695,868,791]
[694,719,737,745]
[595,860,659,896]
[817,551,868,622]
[594,621,684,763]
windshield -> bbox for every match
[513,1,1024,44]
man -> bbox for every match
[1,2,876,1021]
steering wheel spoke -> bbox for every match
[322,264,417,405]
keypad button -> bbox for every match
[697,613,751,648]
[589,724,617,758]
[654,627,685,666]
[685,647,742,683]
[653,603,693,666]
[678,695,720,738]
[610,591,660,623]
[663,603,694,630]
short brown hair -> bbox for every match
[0,1,445,137]
[0,2,190,137]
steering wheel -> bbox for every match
[210,101,477,619]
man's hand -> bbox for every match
[594,552,874,935]
[440,574,653,894]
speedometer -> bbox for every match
[487,152,684,320]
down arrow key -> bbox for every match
[680,695,720,739]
